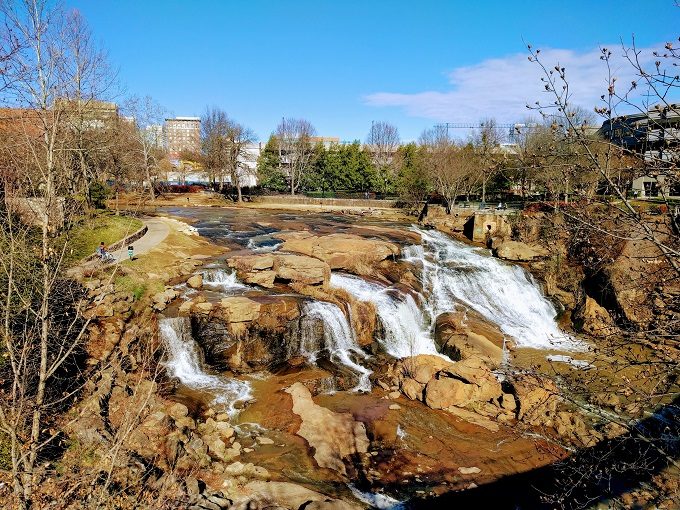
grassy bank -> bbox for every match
[66,213,143,265]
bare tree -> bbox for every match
[366,120,400,194]
[0,2,115,508]
[522,35,680,507]
[201,107,256,201]
[419,126,476,213]
[275,117,316,195]
[123,96,166,203]
[472,118,504,204]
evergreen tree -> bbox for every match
[256,136,287,191]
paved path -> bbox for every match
[108,217,170,263]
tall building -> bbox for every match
[164,116,201,159]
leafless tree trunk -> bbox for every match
[275,117,316,195]
[366,121,400,194]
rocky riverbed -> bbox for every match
[42,205,677,509]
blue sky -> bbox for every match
[67,0,679,142]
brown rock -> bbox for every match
[434,311,504,366]
[425,377,476,409]
[187,274,203,289]
[401,378,425,401]
[228,254,330,288]
[494,240,549,262]
[512,374,560,426]
[285,382,369,476]
[220,296,262,322]
[276,232,399,275]
[573,296,618,338]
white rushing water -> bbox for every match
[408,227,583,350]
[203,268,247,291]
[301,301,372,392]
[159,317,252,416]
[330,273,441,358]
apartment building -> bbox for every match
[164,116,201,159]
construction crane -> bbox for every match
[434,122,540,143]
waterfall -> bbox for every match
[203,268,246,291]
[410,227,583,350]
[159,317,252,416]
[330,273,440,359]
[301,301,372,392]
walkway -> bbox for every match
[108,217,170,263]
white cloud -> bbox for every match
[364,44,664,123]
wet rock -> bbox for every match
[187,274,204,289]
[285,382,369,476]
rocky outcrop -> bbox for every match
[573,296,618,338]
[228,253,330,288]
[391,355,507,432]
[152,287,180,311]
[493,239,550,262]
[188,295,302,372]
[275,231,400,275]
[434,311,505,367]
[285,382,369,476]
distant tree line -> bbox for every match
[255,114,643,211]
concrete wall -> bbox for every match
[252,195,398,209]
[465,211,513,243]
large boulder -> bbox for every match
[228,253,330,288]
[434,311,504,366]
[425,377,476,409]
[220,296,262,322]
[393,355,505,426]
[572,296,618,338]
[186,274,203,289]
[275,231,400,275]
[494,240,549,262]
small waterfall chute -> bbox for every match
[203,268,247,291]
[330,273,440,359]
[159,317,252,416]
[301,301,372,392]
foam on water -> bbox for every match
[203,268,247,291]
[159,317,252,416]
[301,301,372,392]
[330,273,440,358]
[409,226,583,350]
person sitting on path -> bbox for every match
[97,242,114,262]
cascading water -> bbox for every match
[159,317,252,416]
[203,268,247,291]
[300,301,372,392]
[408,226,583,350]
[330,273,440,358]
